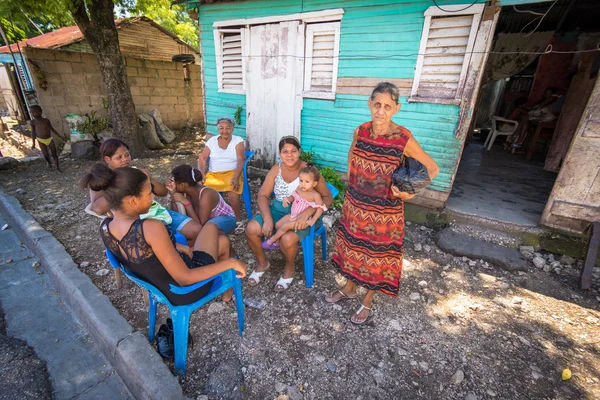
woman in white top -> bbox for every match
[198,118,245,220]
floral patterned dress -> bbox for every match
[331,121,412,296]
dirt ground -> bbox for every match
[1,130,599,400]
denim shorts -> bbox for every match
[207,215,237,235]
[166,209,193,233]
[253,200,322,242]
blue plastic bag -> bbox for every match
[392,156,431,194]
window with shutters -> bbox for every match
[303,22,340,100]
[410,4,484,105]
[214,28,247,94]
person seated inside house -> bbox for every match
[81,162,246,307]
[84,138,202,243]
[197,117,246,227]
[508,87,565,149]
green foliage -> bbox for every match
[319,166,346,209]
[121,0,199,50]
[76,111,109,141]
[234,105,243,126]
[0,2,74,44]
[300,146,318,164]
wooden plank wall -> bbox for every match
[198,0,476,197]
[62,20,199,63]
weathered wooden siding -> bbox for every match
[62,20,199,63]
[198,0,476,192]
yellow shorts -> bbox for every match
[204,170,243,195]
[36,137,53,146]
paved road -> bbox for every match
[0,214,132,400]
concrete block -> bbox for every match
[25,48,56,60]
[80,53,98,64]
[88,85,106,96]
[129,77,148,87]
[45,73,62,84]
[68,74,87,85]
[126,66,139,77]
[55,51,82,62]
[47,96,66,106]
[148,77,165,87]
[163,96,177,105]
[133,95,151,105]
[138,68,158,78]
[164,79,178,88]
[114,333,186,400]
[72,63,99,74]
[126,57,144,68]
[158,69,172,79]
[170,88,184,97]
[51,85,66,97]
[65,96,91,107]
[151,87,170,97]
[169,69,182,79]
[85,73,104,85]
[175,96,187,105]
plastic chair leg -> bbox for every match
[242,185,253,220]
[486,132,497,151]
[302,238,315,288]
[232,277,245,335]
[321,228,327,261]
[171,307,191,376]
[148,292,158,342]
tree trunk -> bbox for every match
[70,0,144,154]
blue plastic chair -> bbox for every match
[241,150,254,220]
[207,150,254,220]
[300,182,339,288]
[104,234,244,375]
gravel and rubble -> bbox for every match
[1,132,599,399]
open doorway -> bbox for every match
[447,0,600,226]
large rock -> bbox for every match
[0,157,19,171]
[70,141,99,159]
[436,228,528,272]
[205,358,243,399]
[139,114,164,150]
[148,109,176,144]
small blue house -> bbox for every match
[180,0,600,234]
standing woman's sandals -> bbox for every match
[350,303,373,325]
[274,277,293,292]
[325,289,358,303]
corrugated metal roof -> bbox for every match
[0,17,198,54]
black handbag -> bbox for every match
[392,155,431,194]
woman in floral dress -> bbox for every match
[327,82,439,324]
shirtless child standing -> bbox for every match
[30,105,61,171]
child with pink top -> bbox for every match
[262,164,327,250]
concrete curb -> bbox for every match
[0,189,188,400]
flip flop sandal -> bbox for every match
[261,239,280,250]
[325,289,358,304]
[247,262,270,286]
[350,303,374,325]
[274,276,293,293]
[234,221,245,235]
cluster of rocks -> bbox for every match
[520,246,583,276]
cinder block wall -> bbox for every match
[24,47,204,139]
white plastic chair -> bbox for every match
[484,116,519,151]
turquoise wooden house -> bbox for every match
[180,0,575,210]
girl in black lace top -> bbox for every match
[81,163,247,306]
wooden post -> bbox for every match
[581,222,600,290]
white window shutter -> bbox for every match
[304,22,340,100]
[214,28,245,93]
[411,4,484,102]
